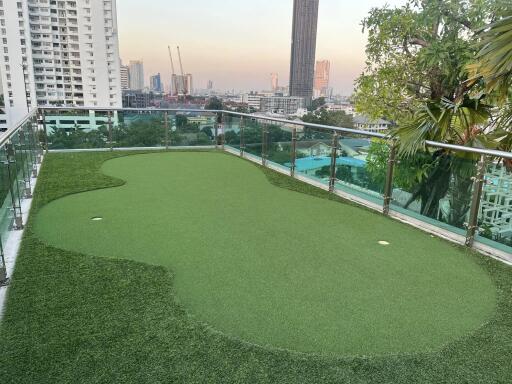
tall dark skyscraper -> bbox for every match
[289,0,319,106]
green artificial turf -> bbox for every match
[32,151,494,356]
[0,150,511,384]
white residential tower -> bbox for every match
[0,0,122,129]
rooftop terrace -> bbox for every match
[0,108,511,383]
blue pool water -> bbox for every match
[286,156,366,172]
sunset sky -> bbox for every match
[117,0,406,95]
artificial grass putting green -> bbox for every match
[1,150,511,383]
[32,151,495,356]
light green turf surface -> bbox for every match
[33,151,496,356]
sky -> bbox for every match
[117,0,406,95]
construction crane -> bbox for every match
[176,45,186,95]
[168,45,179,96]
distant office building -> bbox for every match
[271,73,279,91]
[120,65,130,90]
[289,0,319,107]
[207,80,214,90]
[150,73,163,93]
[260,96,304,115]
[129,60,144,90]
[241,93,262,111]
[122,90,154,108]
[314,60,330,97]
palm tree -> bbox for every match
[392,11,512,226]
[393,97,492,226]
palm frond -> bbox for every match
[392,97,492,157]
[468,13,512,101]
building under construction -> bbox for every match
[168,46,193,96]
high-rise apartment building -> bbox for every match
[288,0,319,106]
[150,73,162,93]
[128,60,144,90]
[120,64,129,90]
[207,80,213,90]
[314,60,330,97]
[0,0,123,128]
[271,73,279,92]
[0,0,37,129]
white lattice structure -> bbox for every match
[480,164,512,239]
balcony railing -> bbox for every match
[0,106,511,288]
[0,110,42,286]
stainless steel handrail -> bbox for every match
[0,109,38,148]
[39,107,512,160]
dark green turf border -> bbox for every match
[0,150,511,383]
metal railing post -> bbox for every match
[29,118,39,177]
[26,118,34,159]
[17,131,32,199]
[108,110,113,151]
[329,132,339,193]
[40,109,49,154]
[221,112,225,150]
[239,116,245,157]
[383,143,397,215]
[0,239,8,287]
[261,122,268,167]
[465,155,487,247]
[5,143,23,230]
[164,111,170,150]
[214,115,219,149]
[35,117,43,163]
[24,122,35,169]
[21,127,34,181]
[290,127,297,177]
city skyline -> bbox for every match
[117,0,406,95]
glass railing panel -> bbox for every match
[0,147,14,243]
[20,121,36,179]
[0,145,23,241]
[30,113,43,160]
[45,109,110,150]
[334,137,388,205]
[242,117,263,159]
[294,127,333,188]
[169,111,215,147]
[223,115,241,152]
[266,122,295,174]
[10,133,30,200]
[475,161,512,253]
[115,110,165,148]
[24,119,39,172]
[389,150,477,236]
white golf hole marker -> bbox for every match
[91,217,103,221]
[378,241,390,246]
